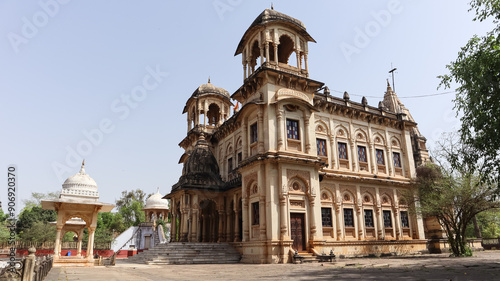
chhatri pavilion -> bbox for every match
[42,161,114,267]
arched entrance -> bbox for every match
[199,200,218,242]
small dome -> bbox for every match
[60,161,99,201]
[145,188,169,209]
[192,80,230,99]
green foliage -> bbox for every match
[22,191,60,210]
[116,189,148,228]
[16,206,57,237]
[19,221,56,242]
[439,0,500,184]
[466,209,500,238]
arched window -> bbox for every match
[278,35,294,64]
[207,104,220,126]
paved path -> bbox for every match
[45,250,500,281]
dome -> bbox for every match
[192,80,231,99]
[60,161,99,201]
[235,8,316,56]
[182,80,231,114]
[145,188,169,209]
[172,135,224,192]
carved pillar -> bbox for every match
[335,204,343,240]
[279,195,288,240]
[191,209,199,242]
[329,135,336,169]
[356,186,364,240]
[304,113,311,154]
[273,43,278,64]
[226,211,231,242]
[309,198,317,240]
[181,209,189,242]
[201,214,207,242]
[393,190,401,239]
[54,226,63,257]
[304,53,309,76]
[242,192,249,241]
[260,43,264,66]
[257,107,265,153]
[369,143,377,173]
[86,227,96,259]
[242,119,248,159]
[77,229,83,257]
[350,139,356,170]
[265,42,270,63]
[259,196,266,240]
[296,51,301,69]
[387,145,394,176]
[375,188,383,239]
[218,210,224,242]
[277,106,284,151]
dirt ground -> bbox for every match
[45,250,500,281]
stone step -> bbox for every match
[127,242,241,265]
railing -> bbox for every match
[0,247,52,281]
[482,237,500,250]
[0,241,111,250]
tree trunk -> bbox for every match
[473,216,482,238]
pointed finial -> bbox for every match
[343,91,350,101]
[387,79,391,87]
[156,187,160,194]
[208,76,211,84]
[79,159,86,174]
[271,3,274,9]
[361,96,368,106]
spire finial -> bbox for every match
[387,79,390,87]
[208,76,211,84]
[157,187,160,194]
[271,3,274,9]
[79,159,86,174]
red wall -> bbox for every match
[14,249,115,257]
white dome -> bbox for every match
[145,188,169,209]
[60,161,99,201]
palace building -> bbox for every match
[165,8,432,263]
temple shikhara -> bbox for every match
[165,8,434,263]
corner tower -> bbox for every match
[235,8,316,82]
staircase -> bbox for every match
[298,252,319,263]
[127,242,241,265]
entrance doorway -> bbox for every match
[290,213,305,251]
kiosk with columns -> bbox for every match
[42,161,114,267]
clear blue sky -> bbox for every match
[0,0,495,212]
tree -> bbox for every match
[466,209,500,238]
[439,0,500,184]
[410,134,500,257]
[19,221,56,243]
[22,191,60,210]
[16,206,57,238]
[115,189,148,228]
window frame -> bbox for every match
[321,207,333,227]
[383,210,392,228]
[364,209,374,228]
[358,145,367,163]
[393,152,402,168]
[286,119,300,140]
[400,211,410,228]
[252,202,260,226]
[250,123,258,144]
[343,208,354,227]
[376,149,385,165]
[316,138,327,157]
[338,142,348,160]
